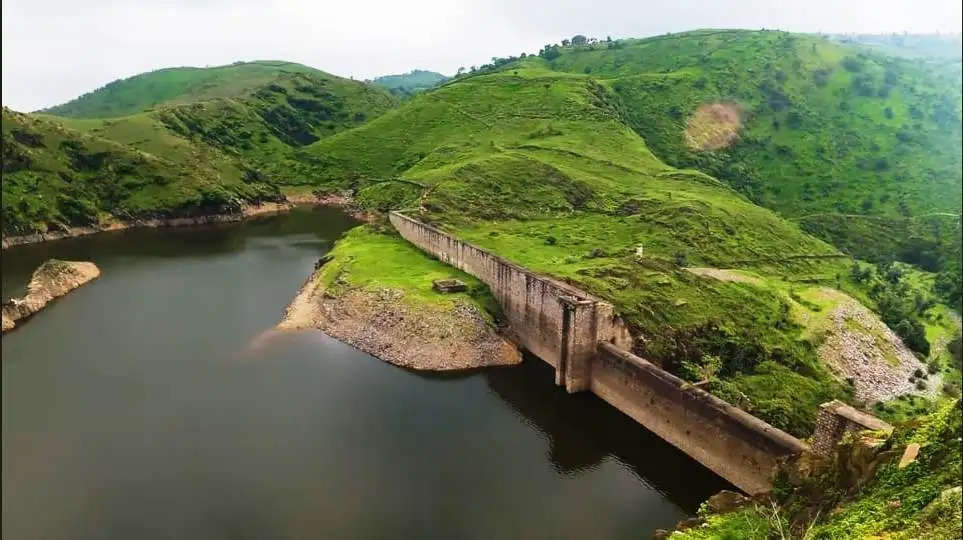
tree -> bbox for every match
[561,39,570,47]
[539,45,561,60]
[572,35,587,46]
[456,67,465,75]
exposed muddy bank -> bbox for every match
[278,275,521,371]
[1,193,373,249]
[2,260,100,332]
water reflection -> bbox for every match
[485,356,731,511]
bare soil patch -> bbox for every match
[684,102,743,151]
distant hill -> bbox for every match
[40,60,383,118]
[372,70,447,97]
[827,33,963,60]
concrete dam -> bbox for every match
[390,211,880,495]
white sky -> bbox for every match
[3,0,961,112]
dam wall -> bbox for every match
[593,343,810,494]
[389,211,632,392]
[389,211,812,493]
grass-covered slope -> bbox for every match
[294,64,881,436]
[3,64,397,235]
[4,32,959,439]
[41,61,363,118]
[1,107,279,233]
[48,71,397,183]
[533,30,962,272]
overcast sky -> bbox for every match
[3,0,961,112]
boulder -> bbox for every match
[706,489,751,513]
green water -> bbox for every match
[2,206,728,539]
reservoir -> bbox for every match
[2,206,728,539]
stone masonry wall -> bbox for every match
[593,343,811,495]
[811,400,893,456]
[390,211,632,392]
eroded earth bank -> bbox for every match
[2,259,100,332]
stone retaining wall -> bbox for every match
[811,399,893,456]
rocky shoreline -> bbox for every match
[277,272,521,371]
[2,260,101,332]
[1,193,373,250]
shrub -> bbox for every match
[841,56,865,72]
[812,68,831,86]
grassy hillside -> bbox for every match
[528,30,961,274]
[293,63,890,436]
[4,31,960,439]
[41,61,348,118]
[372,69,447,97]
[1,107,279,233]
[47,71,398,183]
[3,64,397,234]
[289,43,963,435]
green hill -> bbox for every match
[282,35,961,435]
[526,30,962,275]
[48,70,398,182]
[292,63,891,436]
[372,69,448,97]
[1,107,279,233]
[3,63,397,234]
[3,31,961,436]
[41,60,374,118]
